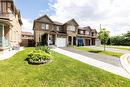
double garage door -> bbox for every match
[56,38,67,47]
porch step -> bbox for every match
[0,47,11,52]
[49,45,57,49]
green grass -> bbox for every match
[0,48,130,87]
[75,47,123,58]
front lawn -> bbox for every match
[74,47,123,58]
[0,48,130,87]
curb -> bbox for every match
[120,53,130,74]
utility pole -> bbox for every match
[100,24,102,30]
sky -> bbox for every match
[14,0,130,36]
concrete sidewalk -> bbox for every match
[52,48,130,79]
[120,53,130,74]
[0,47,24,61]
[86,46,130,54]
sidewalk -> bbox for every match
[86,46,130,54]
[120,53,130,74]
[0,47,24,61]
[52,48,130,79]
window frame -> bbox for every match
[41,23,49,30]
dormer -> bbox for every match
[33,15,54,31]
[64,19,79,34]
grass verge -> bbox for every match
[75,46,123,58]
[0,47,129,87]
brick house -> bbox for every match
[33,15,97,47]
[0,0,22,51]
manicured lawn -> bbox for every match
[75,47,123,58]
[0,48,130,87]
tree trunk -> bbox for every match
[104,44,106,51]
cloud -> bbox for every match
[21,17,33,33]
[49,0,130,36]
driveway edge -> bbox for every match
[120,53,130,74]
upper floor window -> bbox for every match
[41,24,46,29]
[85,31,89,35]
[46,24,49,29]
[80,31,84,34]
[56,26,60,31]
[67,25,75,31]
[92,32,94,36]
[41,23,49,30]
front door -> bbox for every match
[85,39,90,46]
[41,34,47,46]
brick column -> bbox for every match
[71,36,73,45]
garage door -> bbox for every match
[56,38,67,47]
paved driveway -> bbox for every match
[61,47,122,67]
[86,46,130,54]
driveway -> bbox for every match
[61,47,122,67]
[52,48,130,79]
[86,46,130,54]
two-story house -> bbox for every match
[0,0,22,51]
[77,26,97,46]
[33,15,97,47]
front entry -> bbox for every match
[78,38,84,46]
[92,38,95,45]
[68,36,72,45]
[85,39,90,46]
[49,34,55,45]
[73,37,76,45]
[41,34,48,46]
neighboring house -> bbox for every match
[77,26,97,46]
[0,0,22,51]
[33,15,97,47]
[21,32,34,47]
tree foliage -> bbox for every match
[98,28,109,44]
[98,28,110,51]
[110,31,130,46]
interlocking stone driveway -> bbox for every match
[61,47,122,67]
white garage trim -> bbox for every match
[56,38,67,47]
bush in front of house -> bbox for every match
[26,49,52,65]
[35,46,51,54]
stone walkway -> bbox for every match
[52,48,130,79]
[86,46,130,54]
[61,47,122,67]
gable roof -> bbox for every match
[35,15,54,23]
[91,29,97,33]
[64,19,79,26]
[84,26,92,31]
[53,21,63,25]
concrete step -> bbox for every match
[49,45,57,49]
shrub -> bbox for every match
[27,50,52,62]
[35,46,51,54]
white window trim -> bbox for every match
[41,23,49,30]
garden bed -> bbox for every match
[27,59,51,65]
[26,46,52,65]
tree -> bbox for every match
[98,28,110,51]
